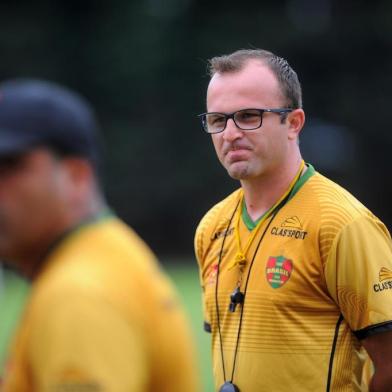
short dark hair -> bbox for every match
[208,49,303,109]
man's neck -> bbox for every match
[20,197,107,280]
[241,158,305,222]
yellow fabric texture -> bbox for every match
[194,171,392,392]
[2,217,199,392]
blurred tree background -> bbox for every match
[0,0,391,258]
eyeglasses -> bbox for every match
[198,108,293,134]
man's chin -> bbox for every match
[226,162,250,180]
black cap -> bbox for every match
[0,78,101,166]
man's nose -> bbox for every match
[222,119,244,142]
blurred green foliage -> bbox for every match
[0,270,29,372]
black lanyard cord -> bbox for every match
[215,198,241,383]
[216,184,299,387]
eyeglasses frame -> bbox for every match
[197,108,294,134]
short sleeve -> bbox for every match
[324,215,392,338]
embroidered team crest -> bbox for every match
[266,256,293,288]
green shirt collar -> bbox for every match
[243,164,316,230]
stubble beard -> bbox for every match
[225,161,251,180]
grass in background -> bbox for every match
[165,262,214,392]
[0,269,29,372]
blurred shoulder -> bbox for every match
[31,217,162,306]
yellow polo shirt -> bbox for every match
[2,215,199,391]
[195,165,392,391]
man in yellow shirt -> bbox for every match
[195,49,392,391]
[0,79,199,391]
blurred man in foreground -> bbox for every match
[195,49,392,391]
[0,79,199,391]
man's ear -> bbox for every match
[287,109,305,140]
[60,157,97,209]
[63,157,94,188]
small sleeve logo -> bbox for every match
[206,263,219,286]
[379,267,392,282]
[373,267,392,293]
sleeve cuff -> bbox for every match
[354,321,392,340]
